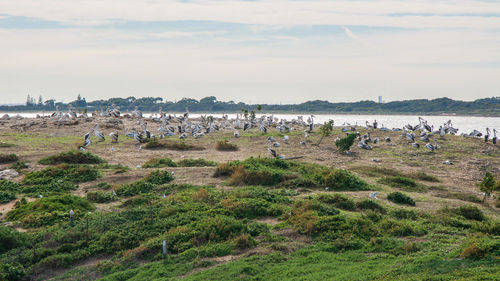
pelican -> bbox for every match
[373,137,379,144]
[109,131,119,143]
[385,137,391,142]
[299,141,306,146]
[412,142,420,149]
[273,142,281,147]
[493,129,497,144]
[268,148,277,158]
[358,140,372,150]
[425,139,438,152]
[84,132,91,147]
[179,133,188,139]
[284,135,289,144]
[234,130,240,138]
[369,192,378,199]
[93,124,105,141]
[484,128,491,142]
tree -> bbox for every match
[257,104,262,111]
[38,95,43,106]
[317,120,334,146]
[336,133,356,152]
[479,172,497,203]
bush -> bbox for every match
[87,191,117,203]
[142,158,177,168]
[460,243,486,260]
[412,171,439,182]
[233,234,256,250]
[0,263,26,281]
[213,163,235,177]
[144,170,174,185]
[387,192,415,206]
[177,158,218,167]
[356,199,386,213]
[0,154,18,164]
[116,181,155,197]
[9,161,29,172]
[323,169,371,191]
[6,195,95,227]
[392,209,418,220]
[456,205,485,221]
[316,193,356,210]
[0,191,16,204]
[39,150,105,165]
[23,164,100,185]
[335,133,356,152]
[215,140,238,151]
[0,226,27,252]
[145,138,203,151]
[378,176,427,192]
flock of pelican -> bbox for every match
[37,105,497,158]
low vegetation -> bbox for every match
[378,176,427,192]
[0,154,19,164]
[145,138,204,151]
[39,150,105,165]
[387,192,416,206]
[143,158,218,168]
[215,157,372,190]
[215,139,239,151]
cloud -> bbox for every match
[1,0,500,29]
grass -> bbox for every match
[143,158,218,168]
[145,138,204,151]
[0,142,15,148]
[355,166,439,183]
[215,157,372,190]
[215,139,238,151]
[378,176,428,192]
[0,153,19,164]
[387,192,416,206]
[436,192,482,203]
[39,150,105,165]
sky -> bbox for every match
[1,0,500,104]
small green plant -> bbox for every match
[0,154,19,164]
[9,160,29,172]
[387,192,415,206]
[143,158,178,168]
[86,191,117,203]
[317,120,334,146]
[356,199,386,213]
[39,150,105,165]
[378,176,427,192]
[216,140,238,151]
[335,133,356,152]
[456,205,485,221]
[479,172,497,202]
[177,158,218,167]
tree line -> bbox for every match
[1,95,499,116]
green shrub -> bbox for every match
[39,150,105,165]
[323,169,371,191]
[335,133,356,152]
[233,234,256,250]
[0,191,16,204]
[9,161,29,172]
[316,193,356,210]
[116,181,155,197]
[144,170,174,185]
[177,158,218,167]
[0,263,26,281]
[0,154,18,164]
[460,243,486,260]
[142,158,177,168]
[387,192,415,206]
[378,176,427,192]
[392,209,418,220]
[0,226,27,252]
[215,140,238,151]
[356,199,386,213]
[145,138,203,151]
[23,164,100,185]
[456,205,485,221]
[6,195,95,227]
[86,191,117,203]
[412,171,439,182]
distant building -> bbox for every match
[378,96,383,103]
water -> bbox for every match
[1,112,498,135]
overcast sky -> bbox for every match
[1,0,500,104]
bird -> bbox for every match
[234,130,240,138]
[373,137,379,144]
[84,132,91,147]
[425,139,438,152]
[109,131,119,143]
[492,129,497,144]
[138,145,142,151]
[299,141,306,146]
[268,148,277,158]
[443,160,453,165]
[93,124,105,141]
[484,128,491,142]
[273,142,281,147]
[111,146,115,152]
[284,135,289,144]
[385,137,391,142]
[412,142,420,149]
[369,192,378,199]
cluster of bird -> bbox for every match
[70,105,497,157]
